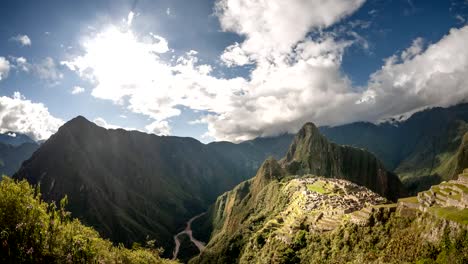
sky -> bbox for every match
[0,0,468,143]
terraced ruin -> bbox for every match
[194,169,468,263]
[396,169,468,225]
[295,177,387,232]
[244,176,389,246]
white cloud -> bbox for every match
[64,1,468,142]
[0,92,63,140]
[362,26,468,121]
[0,57,10,81]
[127,11,135,26]
[11,34,31,46]
[166,8,171,16]
[220,42,252,67]
[93,117,137,131]
[62,25,246,135]
[33,57,63,83]
[400,37,424,61]
[145,120,171,135]
[12,56,63,84]
[13,57,29,72]
[71,86,85,94]
[216,0,365,65]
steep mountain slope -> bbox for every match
[281,123,406,201]
[192,161,468,264]
[12,116,290,255]
[0,141,38,176]
[0,177,178,264]
[320,103,468,193]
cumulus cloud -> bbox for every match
[62,25,246,136]
[361,26,468,121]
[93,117,138,131]
[64,0,468,142]
[0,92,63,140]
[216,0,365,65]
[71,86,85,94]
[0,57,10,81]
[11,56,63,84]
[11,34,31,46]
[12,57,29,72]
[33,57,64,83]
[145,120,171,135]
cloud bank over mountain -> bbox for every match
[57,0,468,142]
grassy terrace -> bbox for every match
[373,203,397,209]
[427,206,468,225]
[306,180,332,194]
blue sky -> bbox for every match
[0,0,467,142]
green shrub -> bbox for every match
[0,176,177,264]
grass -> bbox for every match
[452,183,468,193]
[398,196,419,204]
[306,180,333,194]
[427,206,468,225]
[373,203,397,209]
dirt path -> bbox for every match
[172,212,206,260]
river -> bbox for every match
[172,212,206,260]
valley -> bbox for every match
[173,213,207,261]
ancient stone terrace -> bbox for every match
[271,176,392,244]
[296,177,387,231]
[417,170,468,211]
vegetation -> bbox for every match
[306,180,330,194]
[427,207,468,225]
[0,176,177,264]
[192,160,468,263]
[195,190,468,264]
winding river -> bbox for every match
[172,212,206,260]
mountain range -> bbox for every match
[5,103,468,262]
[12,116,292,254]
[0,132,39,176]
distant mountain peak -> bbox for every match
[58,115,97,132]
[0,131,36,146]
[281,122,406,201]
[67,115,93,125]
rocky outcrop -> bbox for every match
[252,158,286,191]
[281,122,406,201]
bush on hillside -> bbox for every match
[0,176,177,264]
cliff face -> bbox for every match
[281,123,406,201]
[454,132,468,176]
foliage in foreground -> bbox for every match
[0,176,178,264]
